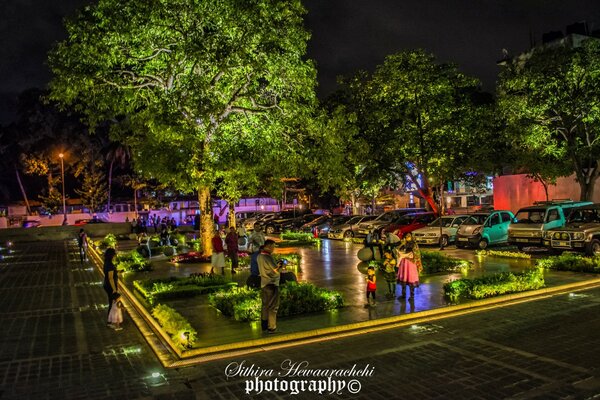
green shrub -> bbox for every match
[208,282,344,322]
[370,251,471,275]
[134,274,236,304]
[96,233,117,250]
[151,304,197,349]
[280,231,316,241]
[189,239,202,252]
[476,250,531,259]
[444,268,545,301]
[115,251,151,272]
[537,253,600,273]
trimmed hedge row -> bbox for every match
[476,250,531,259]
[115,251,151,272]
[134,274,237,304]
[444,268,545,301]
[537,253,600,273]
[208,282,344,322]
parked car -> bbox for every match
[22,219,42,228]
[543,203,600,256]
[281,214,322,232]
[356,208,425,238]
[412,215,470,247]
[74,217,107,226]
[242,212,275,231]
[384,212,437,238]
[456,210,515,249]
[508,201,591,249]
[300,215,331,233]
[313,215,354,238]
[258,211,309,234]
[328,215,378,239]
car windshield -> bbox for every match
[332,216,352,224]
[514,209,546,224]
[395,215,415,225]
[462,214,488,225]
[346,216,363,225]
[567,209,600,223]
[428,217,455,228]
[375,212,396,222]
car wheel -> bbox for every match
[516,244,525,251]
[478,238,489,250]
[266,226,275,235]
[587,239,600,256]
[344,230,354,239]
[439,235,449,248]
[456,243,465,249]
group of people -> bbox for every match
[365,232,422,307]
[129,214,178,235]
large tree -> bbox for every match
[338,51,494,212]
[498,39,600,201]
[49,0,317,254]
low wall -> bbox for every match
[0,223,133,243]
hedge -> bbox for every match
[95,233,117,250]
[208,282,344,322]
[476,250,531,259]
[151,304,197,349]
[537,253,600,273]
[444,268,545,301]
[134,273,237,304]
[115,251,151,272]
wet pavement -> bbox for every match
[2,239,600,399]
[114,238,597,348]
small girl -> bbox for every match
[108,292,124,331]
[365,266,377,307]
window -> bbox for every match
[501,213,512,223]
[488,214,501,226]
[547,209,559,222]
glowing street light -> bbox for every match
[59,153,67,225]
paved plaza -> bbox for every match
[1,239,600,399]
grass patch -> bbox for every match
[208,282,344,322]
[476,250,531,259]
[134,273,237,305]
[444,268,545,301]
[537,253,600,273]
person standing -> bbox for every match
[257,239,282,333]
[365,266,377,306]
[225,227,239,274]
[211,230,225,274]
[246,244,262,289]
[77,228,88,263]
[396,233,422,300]
[102,248,119,327]
[248,226,266,254]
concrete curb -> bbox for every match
[88,243,600,368]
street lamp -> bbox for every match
[59,153,67,225]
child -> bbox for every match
[365,266,377,307]
[108,292,124,331]
[382,251,397,298]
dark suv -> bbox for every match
[257,211,309,234]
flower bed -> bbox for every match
[537,253,600,273]
[444,268,545,301]
[152,304,197,349]
[277,231,320,247]
[476,250,531,259]
[171,251,211,263]
[134,273,237,304]
[115,251,151,272]
[208,282,344,322]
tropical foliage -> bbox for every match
[151,304,197,349]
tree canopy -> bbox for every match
[49,0,318,252]
[498,39,600,201]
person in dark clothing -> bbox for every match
[246,246,262,289]
[225,227,239,274]
[102,248,119,327]
[77,228,88,263]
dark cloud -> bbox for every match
[0,0,598,123]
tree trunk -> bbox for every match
[14,164,31,215]
[198,186,214,256]
[227,202,236,229]
[579,179,597,201]
[541,180,549,202]
[107,159,114,213]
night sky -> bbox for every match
[1,0,599,124]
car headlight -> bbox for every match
[572,232,585,240]
[472,227,482,235]
[561,232,569,240]
[427,233,439,237]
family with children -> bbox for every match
[365,232,422,307]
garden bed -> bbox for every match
[476,250,531,259]
[444,268,545,301]
[208,282,344,322]
[134,274,237,304]
[537,253,600,273]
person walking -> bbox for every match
[77,228,88,263]
[211,230,225,274]
[102,248,119,327]
[396,233,422,300]
[257,239,282,333]
[225,227,239,274]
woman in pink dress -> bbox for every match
[396,233,422,300]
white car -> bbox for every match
[328,215,377,239]
[412,215,470,247]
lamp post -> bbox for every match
[59,153,67,225]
